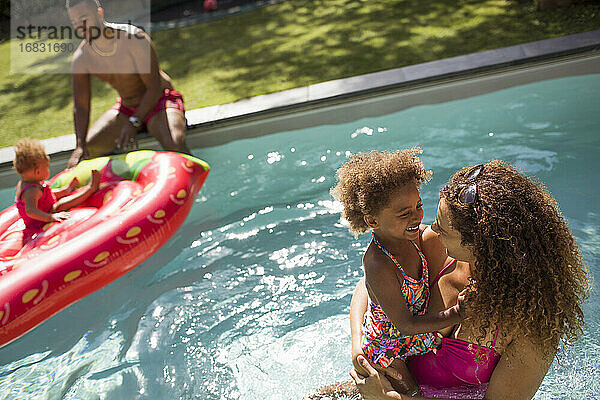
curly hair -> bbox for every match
[440,160,590,352]
[65,0,101,9]
[331,148,432,235]
[13,139,49,174]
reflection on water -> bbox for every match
[1,74,599,399]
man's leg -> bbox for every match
[146,108,191,154]
[86,109,129,157]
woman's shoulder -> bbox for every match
[418,225,450,279]
[482,330,555,399]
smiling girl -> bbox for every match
[331,148,463,395]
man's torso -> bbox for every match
[74,23,172,107]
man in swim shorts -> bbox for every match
[66,0,191,169]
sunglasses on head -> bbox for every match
[458,164,484,205]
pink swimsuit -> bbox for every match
[408,259,501,399]
[15,182,56,230]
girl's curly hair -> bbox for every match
[13,139,49,174]
[331,148,432,235]
[440,160,590,352]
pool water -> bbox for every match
[0,74,599,399]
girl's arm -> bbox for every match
[365,260,461,336]
[352,278,420,394]
[52,178,80,199]
[52,170,100,212]
[350,277,369,360]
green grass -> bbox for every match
[1,0,599,148]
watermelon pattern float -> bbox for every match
[0,150,209,348]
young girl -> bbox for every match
[13,139,101,231]
[331,148,462,394]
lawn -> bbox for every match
[1,0,599,148]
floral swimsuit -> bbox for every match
[361,234,438,367]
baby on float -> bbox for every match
[13,139,101,233]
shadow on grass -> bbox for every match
[0,72,114,115]
[153,0,599,104]
[1,0,598,143]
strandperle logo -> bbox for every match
[15,20,146,41]
[9,0,151,74]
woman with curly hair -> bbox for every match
[348,160,590,399]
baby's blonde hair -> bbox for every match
[13,139,49,174]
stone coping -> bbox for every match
[1,29,599,172]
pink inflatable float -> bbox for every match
[0,150,209,348]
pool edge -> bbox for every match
[1,29,599,185]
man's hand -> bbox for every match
[350,355,402,400]
[116,123,139,152]
[67,146,89,169]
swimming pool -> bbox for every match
[0,72,599,399]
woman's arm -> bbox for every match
[484,336,554,400]
[352,355,474,400]
[352,336,554,400]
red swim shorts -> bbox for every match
[112,88,185,124]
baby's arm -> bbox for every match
[364,259,461,336]
[53,170,101,212]
[52,178,80,199]
[22,186,67,223]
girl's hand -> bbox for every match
[50,212,69,222]
[90,170,101,191]
[68,177,80,192]
[353,351,371,378]
[353,347,403,381]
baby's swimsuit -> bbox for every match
[15,181,56,230]
[362,234,438,368]
[408,259,501,398]
[0,182,56,261]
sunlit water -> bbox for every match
[0,74,599,400]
